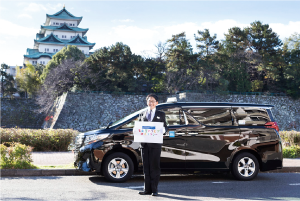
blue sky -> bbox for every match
[1,0,300,66]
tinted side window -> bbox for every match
[186,108,232,126]
[233,107,271,126]
[183,112,199,125]
[161,107,184,126]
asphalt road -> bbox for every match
[1,173,300,200]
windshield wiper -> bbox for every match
[106,122,113,129]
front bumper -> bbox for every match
[74,141,104,172]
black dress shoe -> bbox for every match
[152,192,158,196]
[139,191,151,195]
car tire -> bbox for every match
[103,152,134,182]
[231,152,259,181]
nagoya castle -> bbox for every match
[23,6,95,66]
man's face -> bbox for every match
[147,97,158,110]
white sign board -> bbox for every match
[133,121,164,144]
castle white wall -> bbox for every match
[76,46,90,55]
[39,44,64,53]
[24,57,34,65]
[37,57,51,65]
[24,57,50,65]
[49,19,78,27]
[45,30,83,40]
[6,66,17,78]
[38,44,89,55]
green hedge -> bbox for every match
[279,131,300,158]
[0,128,79,151]
[1,129,299,157]
[279,131,300,147]
[283,146,300,158]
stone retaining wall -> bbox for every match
[2,92,300,131]
[1,98,44,129]
[44,92,170,132]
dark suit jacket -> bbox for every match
[138,109,168,148]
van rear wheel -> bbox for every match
[103,152,133,182]
[232,152,259,181]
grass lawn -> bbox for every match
[35,163,75,169]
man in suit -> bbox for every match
[138,94,168,196]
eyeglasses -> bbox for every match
[147,100,157,103]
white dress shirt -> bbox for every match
[146,107,156,122]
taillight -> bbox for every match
[265,122,279,131]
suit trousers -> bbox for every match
[141,143,161,193]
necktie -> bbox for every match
[148,110,152,121]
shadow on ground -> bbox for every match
[88,173,300,200]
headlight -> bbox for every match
[75,134,85,146]
[84,133,110,145]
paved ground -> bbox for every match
[31,151,300,167]
[31,152,74,166]
[1,173,300,200]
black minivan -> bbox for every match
[73,101,282,182]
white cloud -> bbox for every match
[0,19,38,37]
[24,3,48,12]
[163,20,300,43]
[200,20,248,39]
[47,3,64,11]
[17,14,33,19]
[120,19,134,23]
[162,22,200,40]
[22,3,63,13]
[270,21,300,40]
[103,21,253,57]
[112,19,134,23]
[162,20,249,42]
[0,6,7,11]
[108,20,300,56]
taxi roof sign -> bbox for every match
[166,97,177,103]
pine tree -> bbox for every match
[0,63,17,97]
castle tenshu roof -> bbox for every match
[24,48,94,59]
[45,7,82,26]
[24,6,96,62]
[34,33,95,49]
[41,23,89,36]
[24,49,54,59]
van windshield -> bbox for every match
[111,107,147,127]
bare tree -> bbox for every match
[36,58,105,114]
[155,41,167,62]
[164,63,205,94]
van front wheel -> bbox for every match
[103,152,133,182]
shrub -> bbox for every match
[282,146,300,158]
[0,143,37,169]
[0,128,79,151]
[279,131,300,147]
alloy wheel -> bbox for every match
[237,157,256,177]
[107,157,129,179]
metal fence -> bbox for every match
[71,90,172,95]
[181,90,287,97]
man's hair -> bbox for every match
[146,94,159,102]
